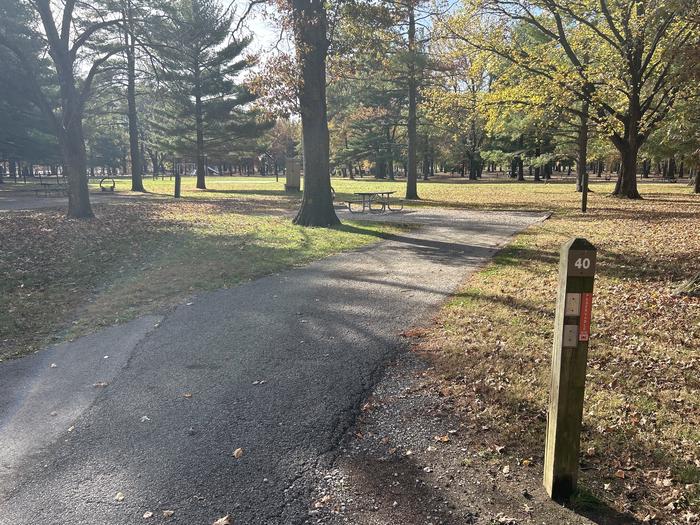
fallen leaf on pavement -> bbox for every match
[114,492,125,502]
[143,511,153,519]
[212,515,230,525]
[433,435,450,443]
[233,448,244,459]
[162,510,175,518]
[314,495,332,508]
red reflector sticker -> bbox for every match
[579,292,593,342]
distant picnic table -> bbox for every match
[34,183,67,198]
[347,191,404,213]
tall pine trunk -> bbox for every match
[125,1,144,192]
[405,4,419,200]
[291,0,339,226]
[194,69,206,190]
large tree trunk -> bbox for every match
[33,0,93,218]
[694,168,700,194]
[468,155,477,180]
[405,4,419,200]
[667,157,676,180]
[517,157,524,181]
[60,118,93,218]
[59,85,93,218]
[612,94,642,199]
[613,143,642,198]
[534,146,541,182]
[291,0,339,227]
[125,2,144,192]
[377,158,387,178]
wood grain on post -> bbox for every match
[544,237,596,501]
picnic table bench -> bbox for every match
[33,183,67,198]
[347,191,404,213]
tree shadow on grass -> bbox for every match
[421,348,680,524]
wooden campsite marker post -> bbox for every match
[544,237,597,501]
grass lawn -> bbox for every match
[397,181,699,523]
[0,196,403,361]
[92,173,627,212]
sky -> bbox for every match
[238,3,291,59]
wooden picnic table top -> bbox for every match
[353,191,396,196]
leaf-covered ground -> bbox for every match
[0,197,399,361]
[400,184,700,523]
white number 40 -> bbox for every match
[574,257,591,270]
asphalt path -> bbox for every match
[0,209,548,525]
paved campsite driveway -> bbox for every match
[0,209,548,525]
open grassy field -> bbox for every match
[91,172,686,213]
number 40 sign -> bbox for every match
[567,250,597,277]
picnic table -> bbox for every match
[347,191,404,213]
[34,183,67,198]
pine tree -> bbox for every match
[155,0,267,190]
